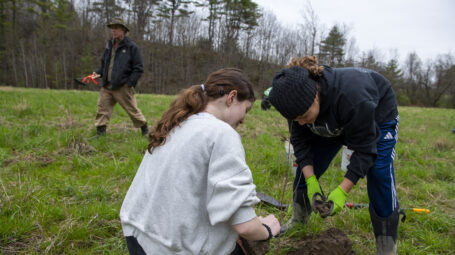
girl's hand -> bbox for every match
[259,214,281,237]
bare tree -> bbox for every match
[126,0,159,40]
[358,48,384,71]
[431,54,455,106]
[403,52,423,104]
[300,1,321,56]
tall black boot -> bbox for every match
[281,187,312,233]
[96,125,106,137]
[369,206,400,255]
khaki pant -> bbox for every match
[95,85,146,128]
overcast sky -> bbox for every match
[254,0,455,63]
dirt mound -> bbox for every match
[286,228,355,255]
[240,237,270,255]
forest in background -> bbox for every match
[1,0,454,107]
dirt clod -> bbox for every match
[312,200,332,218]
[286,228,355,255]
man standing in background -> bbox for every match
[92,18,148,137]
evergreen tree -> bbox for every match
[52,0,74,30]
[195,0,223,46]
[383,58,403,87]
[318,25,345,67]
[91,0,124,25]
[157,0,194,45]
[221,0,260,54]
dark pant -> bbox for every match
[230,243,246,255]
[126,236,146,255]
[126,236,244,255]
[294,116,399,218]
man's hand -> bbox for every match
[91,72,101,79]
[305,175,322,205]
[327,186,348,215]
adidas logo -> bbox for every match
[384,132,394,140]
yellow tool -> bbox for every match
[345,202,430,214]
[404,208,430,214]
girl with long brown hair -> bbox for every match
[120,68,280,255]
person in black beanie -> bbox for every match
[268,56,401,255]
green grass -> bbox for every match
[1,86,454,254]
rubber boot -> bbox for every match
[140,123,149,136]
[281,187,312,233]
[369,206,400,255]
[96,125,106,137]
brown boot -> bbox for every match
[96,125,106,137]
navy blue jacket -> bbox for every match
[290,66,398,184]
[95,36,144,89]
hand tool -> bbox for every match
[256,191,289,211]
[345,202,430,214]
[74,74,99,86]
[312,193,334,218]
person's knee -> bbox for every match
[370,158,394,179]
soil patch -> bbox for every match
[286,228,355,255]
[240,237,270,255]
[241,228,354,255]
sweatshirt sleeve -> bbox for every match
[289,119,316,168]
[206,128,259,226]
[340,100,379,184]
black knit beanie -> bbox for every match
[268,66,317,120]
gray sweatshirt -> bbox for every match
[120,112,260,254]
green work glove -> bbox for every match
[305,175,322,206]
[263,87,272,97]
[261,87,273,111]
[327,186,348,215]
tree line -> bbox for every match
[1,0,454,108]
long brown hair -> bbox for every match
[147,68,255,153]
[287,56,324,78]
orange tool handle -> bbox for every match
[345,202,367,209]
[82,75,99,85]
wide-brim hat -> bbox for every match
[268,66,317,120]
[107,18,129,32]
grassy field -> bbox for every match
[1,86,454,254]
